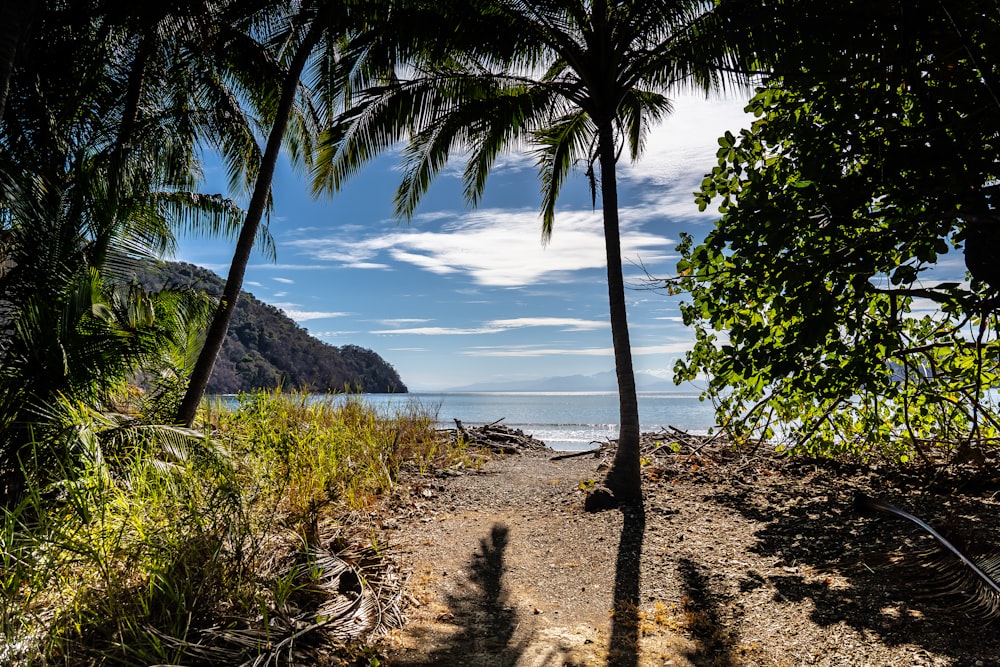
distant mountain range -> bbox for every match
[444,370,681,393]
[134,261,407,394]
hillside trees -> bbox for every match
[673,0,1000,462]
[137,261,407,393]
[317,0,763,505]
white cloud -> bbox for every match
[370,316,606,335]
[489,317,606,331]
[621,93,753,189]
[288,207,673,288]
[372,325,493,335]
[350,262,393,270]
[271,302,352,322]
[274,277,295,284]
[461,342,693,357]
[285,310,352,321]
[378,318,432,326]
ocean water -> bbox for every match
[314,391,719,451]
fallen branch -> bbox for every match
[550,448,602,461]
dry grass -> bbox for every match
[0,390,469,665]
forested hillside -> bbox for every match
[135,261,407,394]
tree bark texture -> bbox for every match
[596,120,642,504]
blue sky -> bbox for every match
[176,93,757,391]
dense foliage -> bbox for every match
[673,0,1000,463]
[0,391,458,665]
[0,0,262,501]
[0,1,410,500]
[136,261,407,394]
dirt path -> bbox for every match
[377,446,1000,666]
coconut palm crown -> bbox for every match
[316,0,758,504]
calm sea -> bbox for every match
[314,391,719,451]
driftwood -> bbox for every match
[437,418,550,455]
[550,448,602,461]
[588,427,730,461]
[436,420,729,460]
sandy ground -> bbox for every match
[374,442,1000,666]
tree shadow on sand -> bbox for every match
[708,464,1000,665]
[678,557,740,667]
[607,503,645,667]
[401,523,525,666]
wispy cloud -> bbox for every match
[461,342,694,357]
[373,326,490,335]
[271,302,352,322]
[274,277,295,284]
[489,317,606,331]
[285,310,352,321]
[378,318,433,326]
[288,208,673,287]
[370,316,606,335]
[620,93,753,189]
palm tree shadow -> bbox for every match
[607,502,645,667]
[678,557,739,667]
[708,476,1000,661]
[400,522,531,666]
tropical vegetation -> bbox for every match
[673,0,1000,464]
[0,0,261,503]
[1,390,464,665]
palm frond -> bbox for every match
[856,493,1000,622]
[533,109,594,239]
[156,191,276,262]
[148,538,404,664]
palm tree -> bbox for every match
[176,0,399,425]
[316,0,757,505]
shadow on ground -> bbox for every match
[607,503,645,667]
[394,523,529,666]
[678,557,740,667]
[707,460,1000,666]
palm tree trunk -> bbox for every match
[176,20,323,426]
[596,120,642,504]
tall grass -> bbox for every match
[0,390,464,665]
